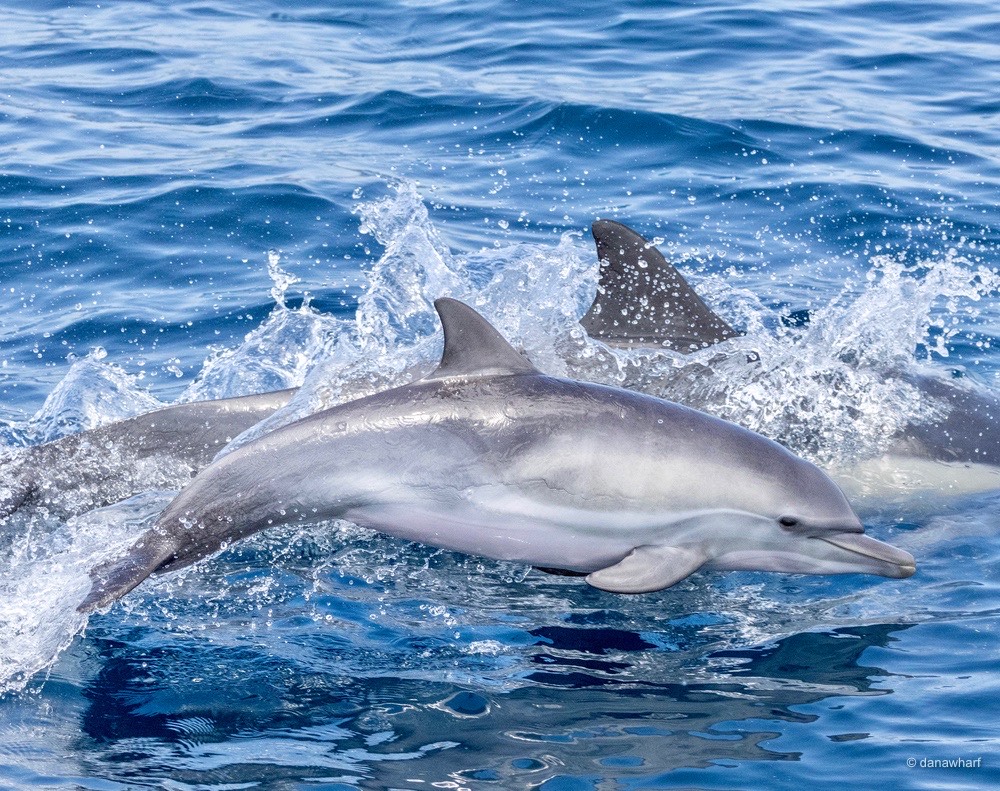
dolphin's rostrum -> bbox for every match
[79,298,914,612]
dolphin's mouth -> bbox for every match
[817,532,916,578]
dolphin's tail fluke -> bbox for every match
[77,532,174,614]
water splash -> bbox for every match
[354,181,464,349]
[0,493,170,694]
[687,250,1000,466]
[353,180,595,367]
[266,249,300,309]
[181,252,344,403]
[0,182,997,695]
[22,349,163,445]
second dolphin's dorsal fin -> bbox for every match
[581,219,739,352]
[427,298,538,380]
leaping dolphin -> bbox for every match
[79,298,914,613]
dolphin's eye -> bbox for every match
[779,516,800,528]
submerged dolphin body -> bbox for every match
[584,219,1000,495]
[79,298,914,613]
[1,389,295,521]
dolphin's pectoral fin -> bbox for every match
[77,533,174,614]
[585,545,706,593]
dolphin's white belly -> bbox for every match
[341,483,671,572]
[339,478,778,574]
[833,454,1000,501]
[342,505,633,572]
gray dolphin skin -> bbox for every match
[1,389,294,521]
[582,219,740,351]
[586,219,1000,487]
[78,298,914,613]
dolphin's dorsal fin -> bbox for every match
[427,298,537,380]
[581,219,739,352]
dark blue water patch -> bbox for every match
[176,1,284,23]
[955,13,1000,46]
[117,182,340,252]
[845,0,983,26]
[530,626,658,656]
[439,690,490,717]
[709,625,910,693]
[330,0,841,76]
[0,173,106,207]
[928,91,1000,122]
[242,90,549,141]
[0,44,165,72]
[639,7,843,68]
[241,91,778,191]
[516,104,774,168]
[736,118,993,172]
[1,177,339,226]
[833,49,963,76]
[78,637,359,744]
[267,9,367,30]
[0,180,356,309]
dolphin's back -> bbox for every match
[890,374,1000,466]
[1,388,295,521]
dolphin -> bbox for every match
[1,389,294,521]
[583,219,1000,495]
[78,297,914,613]
[7,217,991,525]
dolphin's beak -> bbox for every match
[817,532,916,578]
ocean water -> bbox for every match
[2,0,1000,788]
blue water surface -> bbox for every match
[2,1,1000,789]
